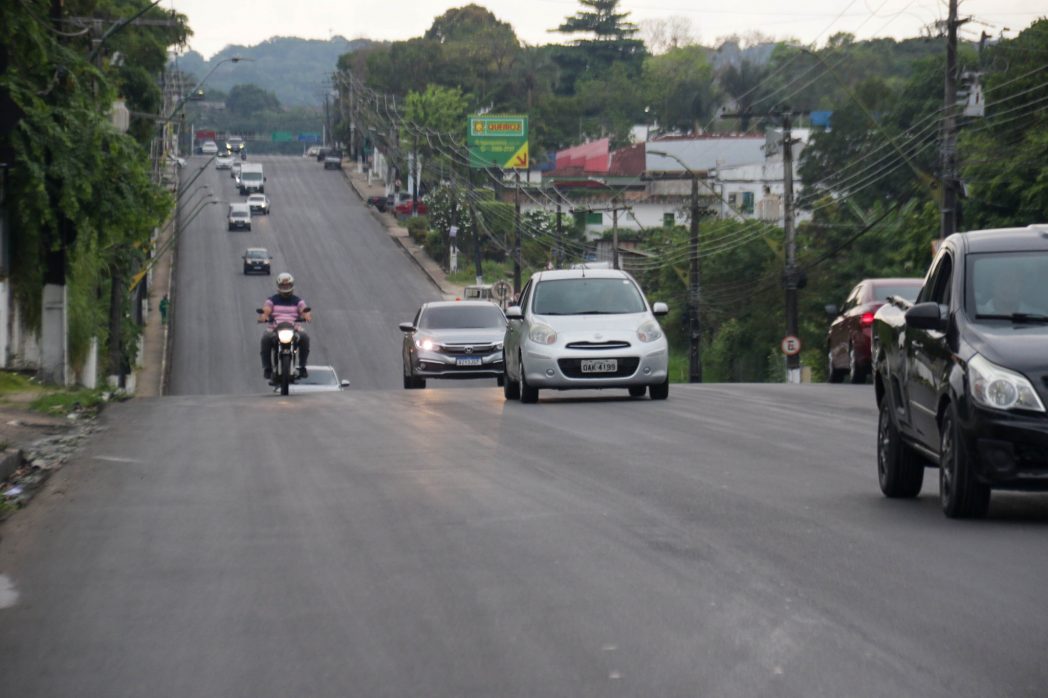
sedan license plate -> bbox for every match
[581,359,617,373]
[456,357,482,367]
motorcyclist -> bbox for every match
[258,272,312,380]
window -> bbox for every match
[741,192,755,214]
[663,212,675,227]
[586,211,603,225]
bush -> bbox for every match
[405,216,429,244]
[423,230,446,263]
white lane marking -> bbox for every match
[92,456,143,463]
[0,575,18,609]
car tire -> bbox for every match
[939,403,991,518]
[503,353,520,400]
[628,386,646,398]
[827,350,846,383]
[848,344,867,384]
[243,266,249,275]
[246,225,251,232]
[877,399,924,498]
[228,224,234,231]
[649,378,669,400]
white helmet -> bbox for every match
[276,272,294,296]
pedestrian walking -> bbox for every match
[159,294,170,325]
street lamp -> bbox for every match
[164,56,254,123]
[648,148,703,384]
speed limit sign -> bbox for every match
[781,335,802,356]
[493,280,511,301]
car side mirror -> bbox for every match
[505,306,523,320]
[652,302,668,316]
[340,380,351,388]
[825,304,839,318]
[398,322,416,333]
[904,302,948,332]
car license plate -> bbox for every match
[581,359,617,373]
[456,357,482,367]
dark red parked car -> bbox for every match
[826,278,923,383]
[394,198,427,216]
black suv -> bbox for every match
[872,226,1048,517]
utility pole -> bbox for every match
[513,171,521,293]
[940,0,968,239]
[688,175,701,383]
[469,168,482,284]
[611,196,620,270]
[782,110,801,384]
[556,202,563,268]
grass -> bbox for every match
[29,388,108,416]
[0,371,42,398]
[446,261,515,286]
[668,346,690,383]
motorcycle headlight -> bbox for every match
[415,336,437,352]
[968,353,1045,413]
[528,322,557,345]
[277,328,295,344]
[637,319,663,343]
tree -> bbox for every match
[717,60,769,130]
[638,17,696,54]
[226,84,281,116]
[644,45,717,134]
[551,0,646,81]
[555,0,638,39]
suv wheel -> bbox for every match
[877,399,924,497]
[939,404,991,518]
[827,350,846,383]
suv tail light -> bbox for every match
[861,312,875,327]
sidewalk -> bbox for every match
[343,168,466,301]
[134,210,176,397]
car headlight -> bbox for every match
[494,341,504,351]
[968,353,1045,413]
[277,328,295,344]
[415,336,437,352]
[637,319,663,343]
[528,323,557,345]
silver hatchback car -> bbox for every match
[503,269,669,403]
[399,301,507,389]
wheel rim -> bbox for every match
[849,346,857,376]
[940,415,954,505]
[877,406,891,482]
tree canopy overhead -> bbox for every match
[553,0,638,40]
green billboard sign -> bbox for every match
[271,131,293,142]
[468,115,528,169]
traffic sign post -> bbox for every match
[467,115,528,170]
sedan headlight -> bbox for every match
[415,336,437,352]
[968,353,1045,413]
[528,322,557,345]
[277,328,295,344]
[494,341,504,351]
[637,319,663,343]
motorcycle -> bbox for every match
[257,307,310,396]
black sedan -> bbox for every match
[242,247,272,275]
[398,301,507,389]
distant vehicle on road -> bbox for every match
[238,162,265,195]
[366,195,388,212]
[825,278,923,384]
[289,365,350,394]
[215,153,234,170]
[227,203,251,231]
[247,193,270,215]
[200,140,218,154]
[399,301,507,389]
[323,149,343,170]
[305,145,321,158]
[503,268,670,402]
[315,147,329,162]
[242,247,272,274]
[873,225,1048,518]
[225,135,245,155]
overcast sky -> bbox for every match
[168,0,1045,59]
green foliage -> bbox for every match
[30,387,107,415]
[405,216,430,244]
[644,46,717,134]
[423,230,446,262]
[226,84,281,116]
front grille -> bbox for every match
[442,343,499,355]
[558,357,639,379]
[565,340,632,351]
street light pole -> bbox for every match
[164,56,253,124]
[649,149,703,383]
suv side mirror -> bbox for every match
[652,302,668,316]
[904,302,948,332]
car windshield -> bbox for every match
[231,210,248,219]
[532,278,647,315]
[245,249,267,258]
[967,251,1048,319]
[872,283,921,302]
[419,305,505,329]
[249,196,264,203]
[242,172,262,182]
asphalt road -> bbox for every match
[168,155,441,395]
[2,157,1047,696]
